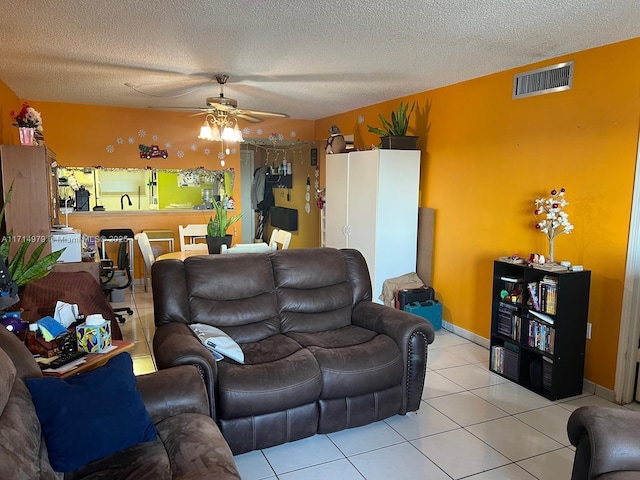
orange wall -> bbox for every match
[316,38,640,390]
[0,79,20,145]
[8,101,318,247]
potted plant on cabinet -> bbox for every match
[0,181,64,308]
[206,197,243,254]
[367,101,418,150]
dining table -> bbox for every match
[156,250,209,261]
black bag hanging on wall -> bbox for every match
[396,286,435,310]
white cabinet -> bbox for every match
[325,150,420,302]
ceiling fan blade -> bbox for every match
[148,106,211,111]
[232,113,263,123]
[236,109,289,119]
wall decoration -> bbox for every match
[139,144,169,159]
[178,171,200,187]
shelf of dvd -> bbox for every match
[489,260,591,400]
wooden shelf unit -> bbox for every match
[489,260,591,400]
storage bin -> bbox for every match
[403,299,442,330]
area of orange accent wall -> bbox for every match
[316,38,640,391]
[0,79,21,145]
[25,101,317,245]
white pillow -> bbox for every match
[190,324,245,364]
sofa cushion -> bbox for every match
[216,334,322,418]
[272,248,354,334]
[0,378,55,480]
[25,353,157,473]
[290,327,404,399]
[0,347,16,414]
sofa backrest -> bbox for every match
[152,248,373,342]
[153,253,281,343]
[272,248,370,334]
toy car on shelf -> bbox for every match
[139,144,168,159]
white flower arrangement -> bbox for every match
[534,188,574,240]
[10,102,43,132]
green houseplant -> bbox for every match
[206,197,243,254]
[0,181,64,288]
[367,101,419,150]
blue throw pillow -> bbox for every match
[25,352,157,473]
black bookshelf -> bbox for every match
[489,260,591,400]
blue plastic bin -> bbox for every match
[403,299,442,330]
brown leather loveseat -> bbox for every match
[152,247,435,454]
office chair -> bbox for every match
[100,241,133,323]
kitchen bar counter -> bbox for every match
[67,210,241,281]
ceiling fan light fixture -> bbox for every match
[234,124,244,142]
[211,123,221,141]
[198,121,213,141]
[198,112,243,144]
[221,126,236,141]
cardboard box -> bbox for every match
[76,320,112,353]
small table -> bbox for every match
[41,340,134,378]
[156,250,209,261]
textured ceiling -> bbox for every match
[1,0,639,120]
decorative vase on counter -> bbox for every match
[18,127,35,146]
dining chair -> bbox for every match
[269,228,292,250]
[135,232,155,292]
[220,243,275,254]
[178,224,208,252]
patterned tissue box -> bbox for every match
[76,317,111,353]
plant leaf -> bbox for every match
[15,249,64,286]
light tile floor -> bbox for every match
[118,287,632,480]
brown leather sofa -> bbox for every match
[0,325,240,479]
[152,247,435,454]
[568,405,640,479]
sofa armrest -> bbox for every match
[567,406,640,480]
[351,301,435,412]
[137,365,209,424]
[153,322,219,419]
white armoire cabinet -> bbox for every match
[325,149,420,302]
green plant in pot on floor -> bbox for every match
[367,101,419,150]
[206,197,243,254]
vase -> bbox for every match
[18,127,35,146]
[548,237,555,264]
[206,234,232,254]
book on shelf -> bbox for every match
[527,319,555,354]
[527,282,540,310]
[528,309,554,325]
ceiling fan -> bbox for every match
[144,74,289,123]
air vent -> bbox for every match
[513,61,573,99]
